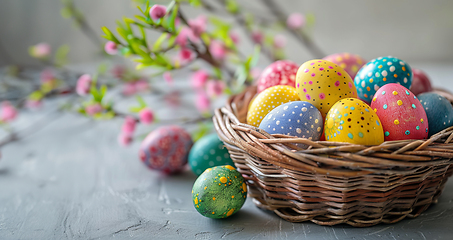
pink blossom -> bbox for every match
[104,41,118,55]
[149,4,167,21]
[176,27,200,47]
[177,48,195,65]
[31,43,51,58]
[139,108,154,125]
[188,15,207,37]
[252,31,263,44]
[0,102,17,122]
[195,91,210,113]
[209,41,227,60]
[118,133,133,147]
[40,68,54,83]
[206,80,225,98]
[85,103,103,116]
[273,34,286,48]
[230,31,240,44]
[122,82,137,96]
[112,65,126,78]
[76,74,92,96]
[25,99,42,109]
[163,72,173,86]
[191,70,209,89]
[250,67,262,79]
[287,13,305,29]
[134,80,149,92]
[122,116,136,134]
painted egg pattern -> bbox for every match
[295,59,358,118]
[325,98,384,145]
[417,93,453,137]
[192,165,247,219]
[247,85,300,127]
[189,133,234,176]
[322,52,366,79]
[257,60,298,93]
[139,125,193,174]
[371,84,428,141]
[354,56,412,103]
[259,101,323,141]
[410,69,432,95]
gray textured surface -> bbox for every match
[0,63,453,239]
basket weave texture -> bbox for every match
[214,86,453,227]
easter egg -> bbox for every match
[257,60,298,93]
[259,101,323,141]
[192,165,247,219]
[323,53,366,79]
[354,56,412,103]
[189,133,234,176]
[325,98,384,145]
[139,125,193,174]
[410,69,432,95]
[371,83,428,141]
[417,93,453,137]
[246,85,299,127]
[295,59,358,118]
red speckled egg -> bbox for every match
[139,125,193,174]
[370,83,428,141]
[410,68,432,95]
[323,53,366,79]
[257,60,298,93]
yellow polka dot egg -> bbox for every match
[247,85,300,127]
[295,59,358,118]
[325,98,384,145]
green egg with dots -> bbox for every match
[192,165,247,219]
[189,133,234,176]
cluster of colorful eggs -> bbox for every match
[247,53,453,145]
[139,127,246,219]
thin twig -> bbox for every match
[261,0,325,58]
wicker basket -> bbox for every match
[213,86,453,227]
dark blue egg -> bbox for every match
[418,93,453,137]
[354,56,412,103]
[259,101,323,141]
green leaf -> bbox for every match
[54,44,70,67]
[129,106,143,113]
[136,95,147,108]
[101,26,121,44]
[153,33,169,51]
[28,90,44,101]
[90,86,101,102]
[306,13,315,27]
[225,0,239,14]
[60,7,72,19]
[100,85,107,98]
[189,0,201,7]
[234,65,247,87]
[167,2,179,33]
[213,67,223,79]
[192,123,213,142]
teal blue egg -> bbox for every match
[189,133,234,176]
[418,93,453,137]
[354,56,412,103]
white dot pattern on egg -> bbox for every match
[247,85,299,127]
[354,56,412,103]
[259,101,323,142]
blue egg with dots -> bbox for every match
[417,92,453,137]
[354,56,412,103]
[259,101,323,147]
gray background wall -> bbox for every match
[0,0,452,66]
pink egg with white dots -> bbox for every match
[370,83,428,141]
[323,53,366,79]
[256,60,298,93]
